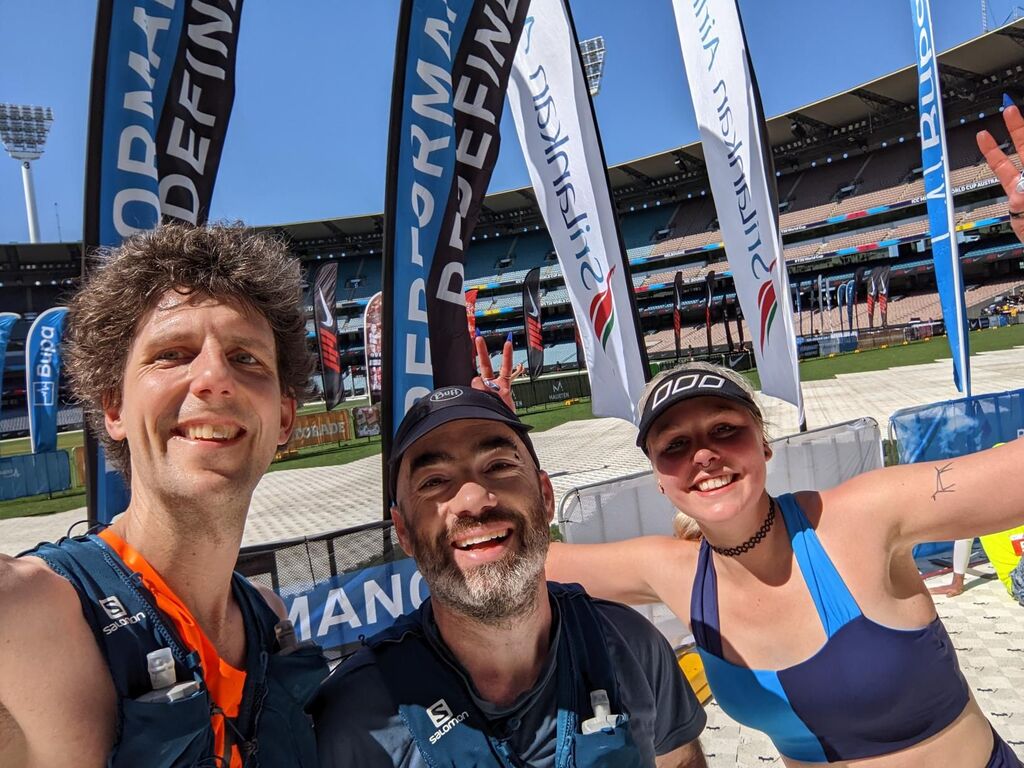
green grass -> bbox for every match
[742,323,1024,389]
[0,488,87,521]
[0,429,85,457]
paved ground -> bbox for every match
[1,345,1023,764]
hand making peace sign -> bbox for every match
[977,104,1024,243]
[470,332,526,412]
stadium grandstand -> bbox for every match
[3,20,1024,417]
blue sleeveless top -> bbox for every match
[690,494,971,763]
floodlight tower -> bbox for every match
[0,104,54,243]
[982,0,989,32]
[579,36,607,97]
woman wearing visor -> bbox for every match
[543,97,1024,768]
[547,362,1024,767]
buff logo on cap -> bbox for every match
[650,373,725,411]
[429,387,465,403]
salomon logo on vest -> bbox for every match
[99,595,145,635]
[427,698,469,744]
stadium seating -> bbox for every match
[965,278,1024,311]
[618,206,674,247]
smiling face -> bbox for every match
[645,396,770,532]
[103,290,296,515]
[393,418,553,624]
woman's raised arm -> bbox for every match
[546,535,695,606]
[825,438,1024,548]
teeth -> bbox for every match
[454,528,511,550]
[184,424,239,441]
[698,475,734,492]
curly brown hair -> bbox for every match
[65,223,316,476]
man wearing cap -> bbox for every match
[311,385,708,767]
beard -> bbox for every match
[406,498,551,625]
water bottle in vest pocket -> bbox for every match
[573,713,644,768]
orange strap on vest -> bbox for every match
[99,528,246,768]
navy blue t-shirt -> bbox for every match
[311,594,705,767]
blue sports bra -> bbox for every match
[690,494,970,763]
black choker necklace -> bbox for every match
[709,497,776,557]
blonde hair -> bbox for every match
[673,511,704,541]
[640,362,769,541]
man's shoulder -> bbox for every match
[313,647,396,720]
[313,648,414,768]
[573,593,681,685]
[0,550,104,664]
[0,551,78,627]
[0,552,117,766]
[585,593,669,645]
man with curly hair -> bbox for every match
[0,224,327,768]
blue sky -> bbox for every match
[0,0,1022,243]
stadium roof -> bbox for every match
[260,19,1024,247]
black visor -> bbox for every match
[636,369,758,454]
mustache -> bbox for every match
[444,509,524,541]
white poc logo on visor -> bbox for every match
[430,388,464,403]
[650,374,725,411]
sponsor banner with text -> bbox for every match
[508,0,648,422]
[26,307,68,454]
[910,0,970,392]
[671,0,802,418]
[382,0,531,498]
[282,409,352,452]
[509,373,591,410]
[84,0,244,523]
[286,557,427,652]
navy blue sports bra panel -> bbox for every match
[690,494,970,763]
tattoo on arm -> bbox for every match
[931,462,956,501]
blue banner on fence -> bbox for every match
[0,451,71,500]
[890,389,1024,463]
[891,388,1024,558]
[26,307,68,454]
[910,0,971,393]
[284,556,427,650]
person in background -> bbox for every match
[313,385,708,767]
[930,538,973,597]
[979,525,1024,607]
[0,224,327,768]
